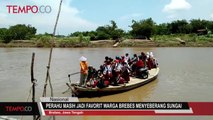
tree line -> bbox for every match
[0,24,36,43]
[1,18,213,43]
[70,18,213,40]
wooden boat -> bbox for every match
[71,67,159,97]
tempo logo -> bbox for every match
[5,106,32,112]
[6,5,52,14]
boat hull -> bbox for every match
[71,68,159,97]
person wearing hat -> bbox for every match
[79,56,88,87]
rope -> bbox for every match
[20,80,37,120]
[20,83,33,120]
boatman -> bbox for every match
[79,56,88,87]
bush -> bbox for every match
[56,37,90,47]
[36,36,53,47]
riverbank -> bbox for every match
[1,35,213,47]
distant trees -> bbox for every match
[154,19,213,36]
[130,18,155,39]
[68,18,213,41]
[69,20,124,40]
[168,20,191,34]
[0,24,36,43]
[0,28,13,43]
[1,18,213,44]
[190,19,208,33]
[9,24,36,40]
[155,23,170,35]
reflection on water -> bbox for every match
[1,47,213,120]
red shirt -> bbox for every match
[136,60,144,68]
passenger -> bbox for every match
[150,52,154,58]
[114,59,123,85]
[153,58,158,68]
[104,56,109,65]
[79,56,88,87]
[141,52,147,67]
[147,56,153,70]
[96,75,105,88]
[114,59,123,73]
[130,54,138,74]
[149,52,158,68]
[86,66,98,87]
[146,52,150,59]
[140,52,147,63]
[109,57,114,65]
[86,66,93,82]
[132,54,138,63]
[124,53,130,63]
[136,56,145,69]
[123,53,131,70]
[103,59,113,84]
[121,62,130,82]
[99,65,104,73]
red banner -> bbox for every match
[41,102,213,116]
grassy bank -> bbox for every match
[152,34,213,47]
[0,34,213,47]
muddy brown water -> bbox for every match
[0,47,213,120]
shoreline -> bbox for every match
[0,39,213,48]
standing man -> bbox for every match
[79,56,88,87]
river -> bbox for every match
[0,47,213,120]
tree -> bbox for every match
[9,24,36,40]
[69,31,83,37]
[155,23,170,35]
[130,18,155,39]
[168,20,191,34]
[190,19,208,33]
[0,28,13,43]
[0,28,7,40]
[96,26,111,40]
[95,20,124,40]
[207,21,213,33]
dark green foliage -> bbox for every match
[168,20,191,34]
[207,21,213,33]
[68,18,213,40]
[0,24,37,43]
[96,20,124,40]
[96,31,110,40]
[69,20,124,41]
[190,19,208,33]
[0,28,13,43]
[1,18,213,45]
[9,24,36,40]
[155,23,170,35]
[130,18,155,40]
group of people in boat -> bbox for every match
[79,52,158,88]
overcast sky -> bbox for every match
[0,0,213,35]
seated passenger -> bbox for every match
[121,62,130,82]
[136,56,145,69]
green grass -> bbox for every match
[34,36,91,47]
[56,37,91,47]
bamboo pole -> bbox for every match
[53,0,63,36]
[42,48,53,97]
[30,52,36,120]
[41,0,63,120]
[31,53,35,102]
[42,0,63,98]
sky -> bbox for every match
[0,0,213,35]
